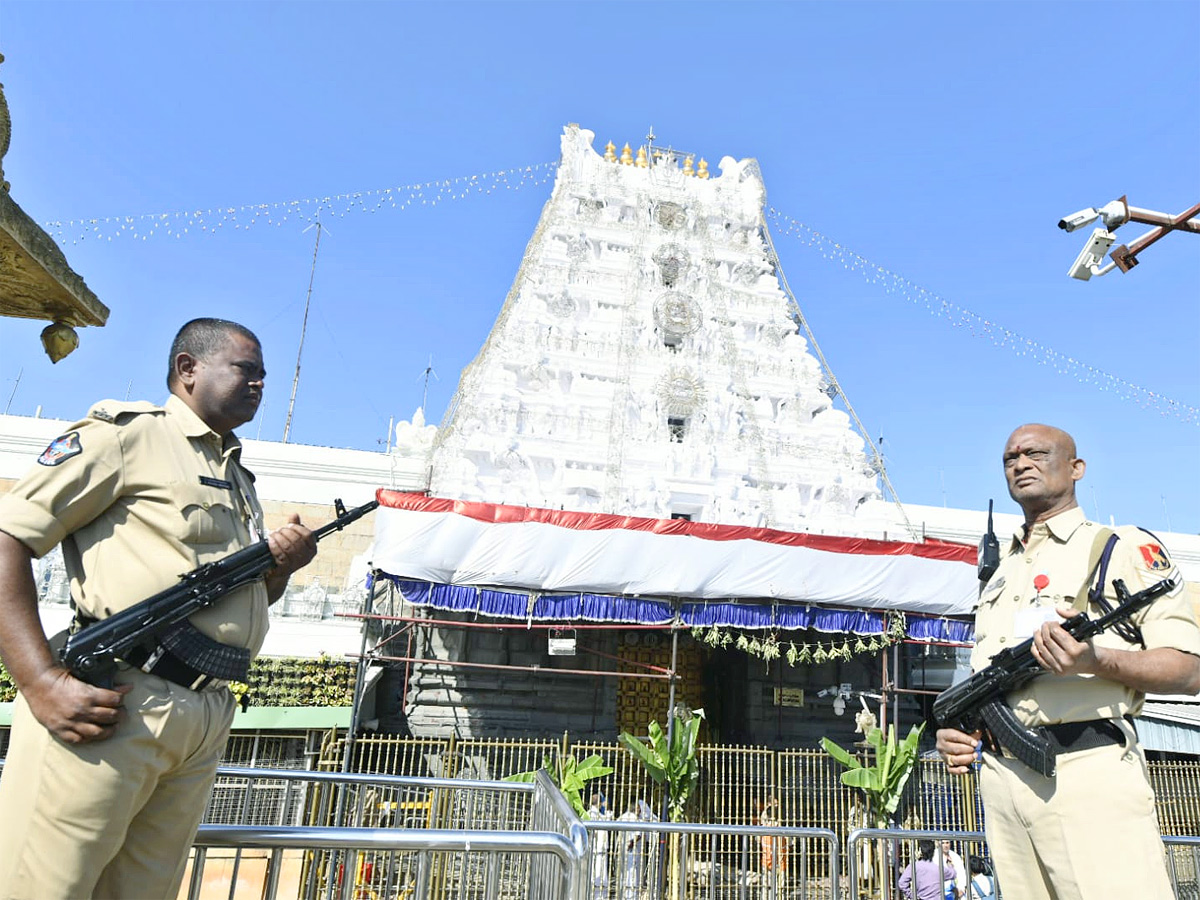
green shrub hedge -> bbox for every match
[233,654,357,708]
[0,654,356,708]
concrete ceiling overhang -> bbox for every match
[0,53,109,359]
[0,189,108,328]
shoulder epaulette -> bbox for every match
[87,400,164,424]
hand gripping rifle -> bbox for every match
[60,498,379,688]
[933,575,1176,777]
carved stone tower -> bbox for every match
[429,124,898,537]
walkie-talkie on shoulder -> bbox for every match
[978,499,1001,583]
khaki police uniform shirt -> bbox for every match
[970,506,1200,728]
[0,394,270,655]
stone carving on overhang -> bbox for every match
[654,201,688,231]
[656,366,706,417]
[576,196,604,223]
[732,260,762,286]
[651,242,690,287]
[547,289,577,318]
[565,233,590,263]
[763,321,794,348]
[653,291,701,338]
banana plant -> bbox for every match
[822,722,924,828]
[619,706,705,823]
[503,751,613,820]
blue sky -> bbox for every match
[1,1,1197,534]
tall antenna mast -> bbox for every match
[4,368,22,415]
[282,215,325,443]
[419,355,439,411]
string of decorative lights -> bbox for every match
[766,208,1198,426]
[42,162,558,244]
[39,162,1196,425]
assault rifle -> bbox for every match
[60,498,379,688]
[933,575,1176,777]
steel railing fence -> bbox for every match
[1165,837,1200,900]
[585,820,839,900]
[846,828,993,900]
[849,829,1200,900]
[187,766,587,900]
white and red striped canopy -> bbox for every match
[370,491,979,616]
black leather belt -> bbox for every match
[123,644,225,692]
[1045,717,1127,754]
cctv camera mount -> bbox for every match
[1096,199,1130,230]
[1060,196,1199,280]
[1058,199,1131,234]
[1068,228,1116,281]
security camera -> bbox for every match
[1068,228,1116,281]
[1096,198,1130,230]
[1058,208,1100,232]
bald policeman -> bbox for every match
[936,424,1200,899]
[0,318,317,899]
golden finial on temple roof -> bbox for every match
[696,158,710,179]
[683,155,695,176]
[603,140,617,162]
[635,146,648,168]
[620,143,633,165]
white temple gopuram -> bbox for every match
[429,124,903,539]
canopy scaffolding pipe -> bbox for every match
[351,652,674,680]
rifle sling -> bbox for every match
[1073,528,1145,648]
[1072,527,1116,612]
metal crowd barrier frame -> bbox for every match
[850,829,1200,900]
[188,766,588,900]
[846,828,992,900]
[1164,836,1200,900]
[586,819,839,900]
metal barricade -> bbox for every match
[187,766,588,900]
[852,828,1200,900]
[585,820,839,900]
[846,828,991,900]
[1164,836,1200,900]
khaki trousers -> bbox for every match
[0,668,235,900]
[979,720,1172,900]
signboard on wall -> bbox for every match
[548,626,576,656]
[773,687,805,708]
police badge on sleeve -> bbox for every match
[1138,542,1171,571]
[37,432,82,466]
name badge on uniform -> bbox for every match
[1013,607,1061,641]
[199,475,234,490]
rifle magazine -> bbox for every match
[159,622,251,681]
[980,698,1056,778]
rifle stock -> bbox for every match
[933,575,1176,776]
[60,498,379,687]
